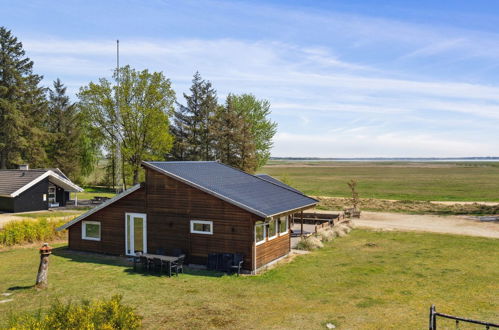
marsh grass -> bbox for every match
[262,161,499,201]
[0,230,497,329]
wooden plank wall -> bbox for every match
[255,232,290,269]
[145,169,257,269]
[68,188,146,254]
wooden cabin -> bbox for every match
[58,161,318,273]
[0,165,83,213]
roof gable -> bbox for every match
[143,161,317,218]
[0,169,83,197]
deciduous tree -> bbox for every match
[78,65,175,185]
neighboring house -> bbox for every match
[0,165,83,213]
[58,161,318,273]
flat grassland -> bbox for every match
[262,161,499,202]
[1,230,497,329]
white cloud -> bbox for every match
[21,30,499,157]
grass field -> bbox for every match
[1,230,497,329]
[72,186,116,200]
[261,161,499,201]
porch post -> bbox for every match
[75,193,78,206]
[300,210,304,238]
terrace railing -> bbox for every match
[429,305,499,330]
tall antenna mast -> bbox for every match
[115,39,124,192]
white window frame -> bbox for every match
[279,215,289,236]
[82,221,101,241]
[255,221,266,245]
[190,220,213,235]
[268,218,278,240]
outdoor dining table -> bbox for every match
[134,253,185,276]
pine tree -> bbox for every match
[46,79,83,179]
[170,72,217,160]
[213,94,257,172]
[0,27,48,168]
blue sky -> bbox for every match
[2,0,499,157]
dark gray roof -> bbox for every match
[143,161,317,218]
[0,168,82,197]
[255,174,303,194]
[0,170,46,196]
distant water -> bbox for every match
[271,157,499,162]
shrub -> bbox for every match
[333,225,350,237]
[0,217,70,247]
[296,236,324,251]
[318,229,335,242]
[8,295,142,329]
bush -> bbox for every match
[296,236,324,251]
[0,217,69,247]
[8,295,142,329]
[333,225,350,237]
[318,229,335,242]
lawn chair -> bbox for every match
[207,253,218,270]
[139,256,150,271]
[230,254,244,276]
[171,256,185,276]
[222,253,234,272]
[151,258,163,273]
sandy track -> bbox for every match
[315,209,499,238]
[355,211,499,239]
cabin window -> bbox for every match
[82,221,101,241]
[279,216,288,235]
[255,221,266,245]
[268,218,278,240]
[190,220,213,235]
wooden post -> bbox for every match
[300,210,304,238]
[36,243,52,289]
[75,192,78,206]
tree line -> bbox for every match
[0,27,277,187]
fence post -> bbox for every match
[429,305,436,330]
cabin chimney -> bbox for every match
[18,164,29,170]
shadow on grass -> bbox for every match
[53,246,227,278]
[8,285,34,291]
[123,267,225,278]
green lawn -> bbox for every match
[17,211,86,219]
[72,186,116,200]
[261,161,499,201]
[0,230,497,329]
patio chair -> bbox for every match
[222,253,233,272]
[139,256,150,271]
[230,254,244,276]
[161,259,172,277]
[155,248,166,255]
[171,256,185,276]
[207,253,218,270]
[151,258,163,273]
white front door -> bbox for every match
[125,213,147,256]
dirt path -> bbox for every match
[355,211,499,239]
[315,209,499,238]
